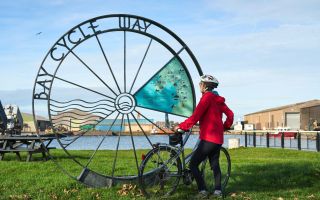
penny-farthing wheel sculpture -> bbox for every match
[32,14,203,187]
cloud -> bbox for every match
[204,0,320,24]
[0,0,319,119]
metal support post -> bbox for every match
[281,132,284,148]
[316,132,320,152]
[253,132,256,147]
[245,132,247,147]
[266,132,269,148]
[297,132,301,150]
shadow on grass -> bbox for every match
[228,162,320,193]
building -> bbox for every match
[21,112,50,133]
[95,118,154,135]
[300,104,320,131]
[51,109,101,132]
[36,120,51,132]
[244,99,320,131]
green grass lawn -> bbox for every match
[0,148,319,200]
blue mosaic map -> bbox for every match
[134,57,194,117]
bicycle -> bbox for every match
[139,129,231,198]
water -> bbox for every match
[48,134,317,151]
[247,135,317,150]
[49,134,244,150]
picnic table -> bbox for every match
[0,134,57,162]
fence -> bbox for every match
[243,131,320,152]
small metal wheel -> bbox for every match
[200,147,231,194]
[139,145,182,198]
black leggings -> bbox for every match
[189,140,222,191]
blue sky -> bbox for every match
[0,0,319,121]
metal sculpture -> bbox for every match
[0,102,23,135]
[32,14,202,187]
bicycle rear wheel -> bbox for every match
[139,145,182,198]
[200,147,231,193]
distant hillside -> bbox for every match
[21,112,48,122]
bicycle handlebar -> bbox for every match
[176,128,186,134]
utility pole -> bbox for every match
[165,113,170,128]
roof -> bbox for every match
[245,99,320,116]
[300,101,320,109]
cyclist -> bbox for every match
[174,74,234,198]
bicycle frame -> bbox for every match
[146,130,195,175]
[173,131,231,192]
[168,130,198,171]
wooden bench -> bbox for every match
[0,135,56,162]
[0,146,56,161]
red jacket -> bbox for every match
[179,92,234,144]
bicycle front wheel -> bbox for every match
[200,147,231,193]
[139,145,182,198]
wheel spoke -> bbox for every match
[124,31,127,93]
[133,110,169,134]
[149,154,159,165]
[129,38,153,93]
[67,47,118,96]
[154,149,167,168]
[133,46,186,96]
[85,112,121,167]
[130,113,153,148]
[164,149,179,170]
[127,114,140,174]
[166,162,179,172]
[91,28,122,94]
[60,110,116,148]
[145,150,166,173]
[51,111,115,167]
[111,114,124,178]
[52,74,115,101]
[135,105,189,118]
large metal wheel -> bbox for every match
[32,14,202,187]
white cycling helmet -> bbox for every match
[200,74,219,87]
